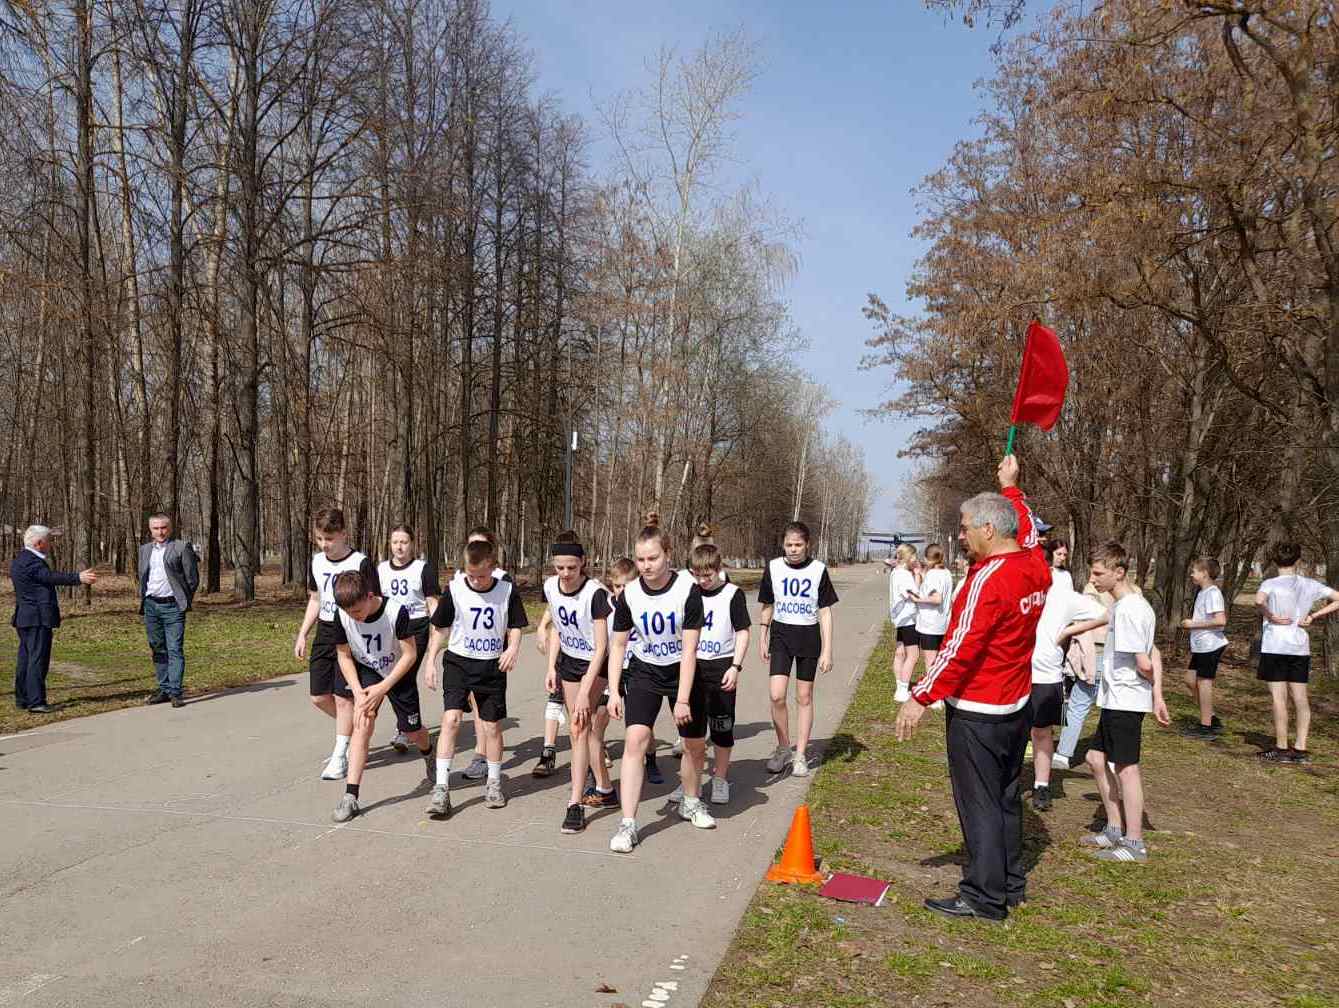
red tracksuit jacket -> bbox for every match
[911,486,1052,716]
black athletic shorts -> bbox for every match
[1029,681,1065,729]
[557,650,608,685]
[623,681,707,739]
[1258,653,1310,684]
[895,625,920,647]
[309,640,343,697]
[697,658,738,747]
[1091,708,1145,766]
[917,630,945,651]
[356,666,423,733]
[443,686,507,722]
[1189,646,1226,680]
[769,636,818,682]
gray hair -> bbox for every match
[961,493,1018,539]
[23,524,51,549]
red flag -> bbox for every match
[1010,320,1068,431]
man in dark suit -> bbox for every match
[11,525,97,713]
[138,513,199,708]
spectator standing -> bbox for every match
[139,513,200,708]
[11,525,96,713]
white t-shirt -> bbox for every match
[914,568,954,635]
[1189,585,1228,653]
[1259,575,1332,656]
[1098,592,1156,712]
[1050,568,1074,593]
[889,567,917,627]
[1032,585,1106,684]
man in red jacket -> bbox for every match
[895,455,1051,920]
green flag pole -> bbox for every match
[1005,424,1018,456]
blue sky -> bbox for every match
[491,0,999,530]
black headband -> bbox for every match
[550,543,585,558]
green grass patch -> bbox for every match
[703,615,1339,1008]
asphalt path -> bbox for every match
[0,564,888,1008]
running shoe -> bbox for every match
[610,820,639,853]
[532,748,557,778]
[1079,826,1121,848]
[390,731,409,753]
[710,777,731,805]
[1092,840,1147,863]
[1050,753,1071,771]
[678,796,716,829]
[1259,747,1290,762]
[792,753,810,777]
[426,786,452,818]
[645,755,664,785]
[669,784,684,803]
[1284,748,1313,765]
[765,745,792,774]
[561,803,586,834]
[463,755,488,780]
[484,778,507,808]
[1031,786,1052,812]
[581,786,620,809]
[320,754,348,781]
[332,794,360,823]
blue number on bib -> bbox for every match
[470,607,496,631]
[360,632,383,652]
[638,611,678,636]
[703,610,714,630]
[559,606,579,629]
[782,576,812,598]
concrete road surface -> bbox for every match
[0,564,888,1008]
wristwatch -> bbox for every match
[730,663,742,673]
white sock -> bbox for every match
[333,735,350,758]
[895,683,910,703]
[621,816,637,828]
[486,760,502,782]
[436,758,451,787]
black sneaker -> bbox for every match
[145,691,170,705]
[1210,715,1223,729]
[561,803,586,834]
[1284,748,1313,765]
[1031,786,1052,812]
[1184,724,1216,741]
[170,695,185,709]
[532,748,557,778]
[645,755,664,785]
[1259,747,1289,762]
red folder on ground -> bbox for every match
[819,872,891,907]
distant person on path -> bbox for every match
[11,525,97,713]
[1255,543,1339,765]
[895,455,1050,921]
[1180,557,1228,739]
[139,513,199,708]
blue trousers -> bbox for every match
[1057,678,1098,760]
[143,598,187,697]
[14,625,53,709]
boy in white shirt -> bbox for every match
[1180,557,1229,740]
[1029,577,1106,811]
[1082,542,1170,863]
[1255,543,1339,764]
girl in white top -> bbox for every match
[1254,542,1339,763]
[377,524,441,752]
[909,544,954,672]
[888,544,920,704]
[1179,557,1228,735]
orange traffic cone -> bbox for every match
[766,804,824,884]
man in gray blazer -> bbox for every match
[139,513,200,707]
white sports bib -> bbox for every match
[769,557,826,626]
[312,550,371,623]
[379,559,429,619]
[447,577,513,660]
[623,570,695,667]
[697,583,740,661]
[338,599,407,674]
[543,576,606,660]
